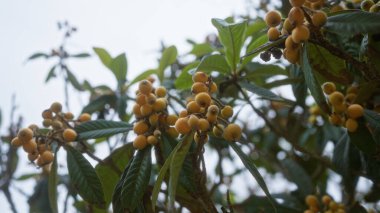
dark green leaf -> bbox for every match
[70,53,91,58]
[239,81,295,105]
[196,54,231,74]
[117,94,128,121]
[230,142,277,210]
[48,149,58,213]
[45,65,57,83]
[212,18,247,71]
[82,94,117,114]
[120,147,152,211]
[93,47,112,68]
[66,69,84,91]
[245,62,287,79]
[168,133,194,211]
[281,159,313,198]
[325,11,380,34]
[348,119,377,155]
[333,133,362,176]
[364,109,380,144]
[110,53,128,84]
[96,143,134,207]
[232,195,301,213]
[158,46,178,81]
[27,52,49,61]
[75,120,132,140]
[301,44,330,113]
[289,64,307,106]
[66,145,105,207]
[15,173,39,181]
[175,61,200,89]
[112,156,134,213]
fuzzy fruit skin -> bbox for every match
[285,36,300,50]
[23,139,37,153]
[213,124,224,137]
[291,25,310,43]
[288,7,305,26]
[221,105,233,118]
[11,137,23,147]
[188,115,199,130]
[186,101,201,113]
[79,113,91,122]
[140,104,153,117]
[265,10,282,27]
[267,27,280,41]
[347,104,364,119]
[28,152,39,162]
[322,195,332,205]
[138,80,153,95]
[346,118,359,132]
[41,151,54,164]
[192,72,208,83]
[63,129,78,141]
[198,118,210,131]
[305,195,319,207]
[223,124,242,142]
[191,82,208,94]
[175,118,192,134]
[42,109,53,119]
[209,82,218,93]
[207,105,219,115]
[328,91,345,106]
[18,128,34,143]
[361,0,375,11]
[167,127,179,138]
[133,135,148,150]
[153,98,167,112]
[312,11,327,27]
[322,82,336,95]
[329,114,343,126]
[284,48,300,64]
[50,102,62,113]
[195,92,211,107]
[166,115,178,126]
[155,86,167,97]
[133,121,149,135]
[147,135,158,145]
[290,0,305,7]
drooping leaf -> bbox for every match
[120,147,152,211]
[129,69,157,85]
[75,120,132,140]
[245,62,288,79]
[112,156,134,213]
[45,65,57,83]
[66,145,106,208]
[325,11,380,34]
[196,54,231,74]
[230,142,277,210]
[70,53,91,58]
[239,81,295,105]
[364,109,380,144]
[66,69,84,91]
[301,44,330,113]
[82,94,117,114]
[158,46,178,81]
[281,159,313,198]
[332,133,362,177]
[93,47,112,68]
[27,52,49,61]
[96,143,134,207]
[48,149,59,213]
[175,61,200,89]
[289,64,307,106]
[212,18,247,71]
[168,133,194,211]
[110,53,128,85]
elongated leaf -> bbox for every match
[332,133,362,177]
[27,52,49,61]
[196,54,230,74]
[263,78,302,89]
[175,61,200,89]
[232,195,301,213]
[364,109,380,144]
[245,62,287,78]
[129,69,157,85]
[189,43,214,57]
[325,11,380,34]
[245,19,267,39]
[158,46,178,81]
[120,147,152,211]
[301,44,330,113]
[281,159,313,198]
[289,64,307,106]
[75,120,132,140]
[239,81,295,105]
[70,53,91,58]
[45,65,57,83]
[96,143,134,207]
[230,142,277,210]
[110,53,128,84]
[48,149,58,213]
[82,94,117,114]
[112,156,134,213]
[93,47,112,68]
[66,69,84,91]
[66,146,105,207]
[168,133,194,211]
[242,34,269,66]
[348,119,377,155]
[212,18,247,71]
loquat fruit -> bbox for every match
[63,129,78,141]
[50,102,62,113]
[346,104,364,119]
[133,135,148,150]
[198,118,210,131]
[153,98,167,112]
[283,18,294,34]
[23,139,37,153]
[166,114,178,126]
[175,117,192,134]
[223,124,242,142]
[322,195,332,205]
[207,105,220,115]
[140,104,153,116]
[52,120,63,130]
[369,4,380,12]
[312,11,327,27]
[188,115,199,130]
[191,82,209,94]
[194,132,209,143]
[291,25,310,43]
[290,0,306,7]
[147,135,158,145]
[333,103,347,114]
[267,27,280,41]
[305,195,319,207]
[133,104,142,118]
[42,109,53,119]
[213,124,225,137]
[192,71,208,83]
[28,152,39,162]
[346,118,358,132]
[78,113,91,122]
[206,112,218,123]
[64,112,74,120]
[42,119,53,127]
[195,92,211,107]
[322,82,336,95]
[329,113,344,126]
[265,10,282,27]
[187,101,201,113]
[145,93,157,105]
[18,128,34,143]
[149,113,159,126]
[344,93,357,104]
[138,80,153,95]
[209,82,218,93]
[136,94,147,105]
[133,121,149,135]
[284,48,300,64]
[288,7,305,26]
[11,137,23,147]
[155,86,167,97]
[328,91,345,106]
[221,105,233,118]
[179,110,188,118]
[41,151,54,164]
[167,127,179,138]
[361,0,374,11]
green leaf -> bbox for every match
[364,109,380,144]
[110,53,128,85]
[158,46,178,81]
[27,52,49,61]
[189,43,214,57]
[263,78,302,89]
[348,119,377,155]
[168,133,194,211]
[70,53,91,58]
[301,44,330,113]
[230,142,277,210]
[332,133,362,177]
[245,19,267,39]
[120,147,152,211]
[196,54,231,74]
[75,120,132,140]
[281,159,313,198]
[112,156,134,213]
[129,69,157,86]
[239,81,295,105]
[15,173,39,181]
[82,94,117,114]
[212,18,247,71]
[96,143,134,207]
[93,47,112,68]
[45,65,57,83]
[325,11,380,34]
[245,62,287,79]
[48,149,58,213]
[174,61,200,90]
[289,64,307,106]
[66,145,106,207]
[66,69,84,91]
[232,195,301,213]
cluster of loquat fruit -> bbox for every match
[322,82,364,132]
[174,71,242,144]
[308,104,322,124]
[11,102,91,167]
[264,0,328,63]
[304,194,346,213]
[358,0,380,13]
[132,78,179,149]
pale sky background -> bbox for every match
[0,0,361,212]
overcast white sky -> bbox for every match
[0,1,257,212]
